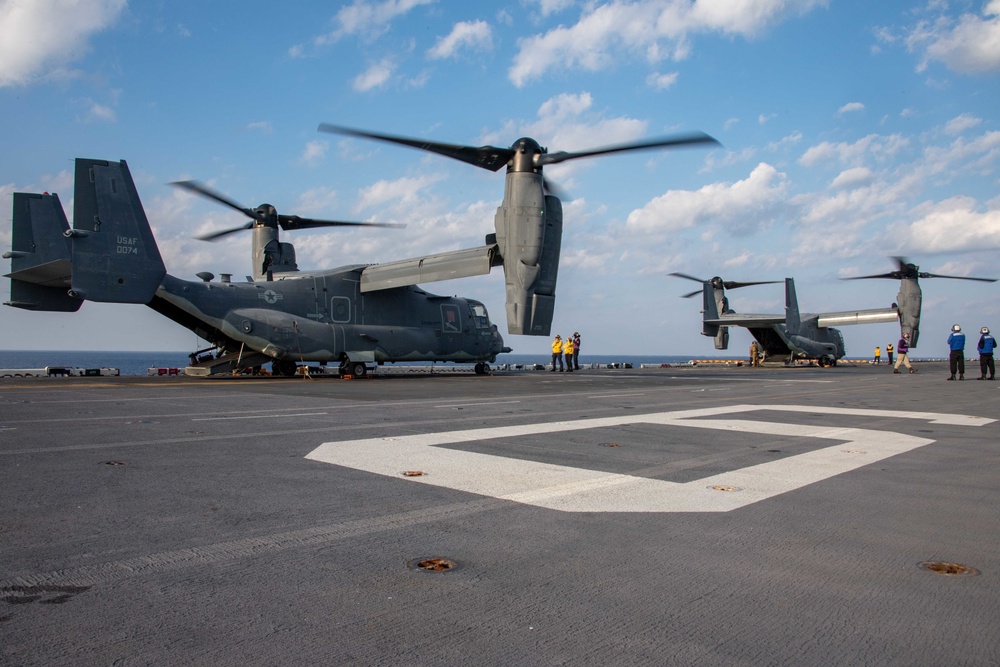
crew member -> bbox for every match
[563,334,575,373]
[551,335,563,372]
[893,332,916,374]
[947,324,966,380]
[873,346,881,365]
[750,341,759,368]
[886,342,894,365]
[572,332,581,370]
[977,326,996,381]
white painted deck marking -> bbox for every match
[306,404,993,513]
[192,412,328,421]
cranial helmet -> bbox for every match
[952,324,962,332]
[982,326,991,335]
[903,332,910,338]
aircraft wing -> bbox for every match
[815,307,898,327]
[360,244,501,293]
[706,313,787,327]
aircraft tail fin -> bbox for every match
[66,158,166,303]
[784,278,801,335]
[4,192,81,311]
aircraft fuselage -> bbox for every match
[150,266,507,365]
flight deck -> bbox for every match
[1,362,998,665]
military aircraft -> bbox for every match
[841,256,997,347]
[318,123,719,337]
[671,273,901,367]
[4,158,510,377]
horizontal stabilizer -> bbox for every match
[360,244,499,292]
[4,192,80,311]
[69,159,166,303]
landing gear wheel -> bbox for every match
[272,359,297,377]
[818,355,835,368]
[474,362,490,375]
[340,360,367,378]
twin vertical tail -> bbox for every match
[4,159,166,311]
[784,278,801,335]
[4,192,79,311]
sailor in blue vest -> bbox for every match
[947,324,966,381]
[977,326,996,381]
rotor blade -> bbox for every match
[723,280,782,290]
[537,132,721,166]
[318,124,514,172]
[920,272,997,283]
[681,289,702,299]
[278,215,406,231]
[195,221,255,241]
[541,176,568,200]
[668,271,707,284]
[841,272,899,281]
[172,180,264,221]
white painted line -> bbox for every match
[194,412,328,421]
[434,401,521,408]
[306,404,992,513]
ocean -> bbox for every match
[0,350,742,376]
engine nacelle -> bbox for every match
[896,278,922,347]
[495,172,562,336]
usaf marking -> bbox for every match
[306,404,993,513]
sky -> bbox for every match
[1,0,999,357]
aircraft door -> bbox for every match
[312,277,329,321]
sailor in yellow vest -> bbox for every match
[551,335,564,372]
[563,334,575,373]
[873,346,881,365]
[886,342,894,365]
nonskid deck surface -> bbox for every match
[2,362,998,666]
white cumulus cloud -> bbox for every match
[0,0,126,87]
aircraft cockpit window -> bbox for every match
[471,303,490,329]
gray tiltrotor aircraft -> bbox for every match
[841,256,997,347]
[318,123,719,337]
[4,158,510,376]
[672,273,901,367]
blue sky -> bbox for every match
[2,0,999,357]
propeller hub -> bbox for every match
[511,137,544,173]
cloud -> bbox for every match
[892,195,1000,253]
[829,167,874,190]
[353,59,395,91]
[0,0,126,87]
[905,0,1000,74]
[299,140,329,166]
[838,102,865,115]
[246,121,273,134]
[508,0,828,86]
[84,100,116,123]
[798,133,910,167]
[645,70,679,90]
[944,113,982,135]
[353,173,445,212]
[427,20,493,59]
[314,0,436,45]
[625,162,790,235]
[295,187,340,217]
